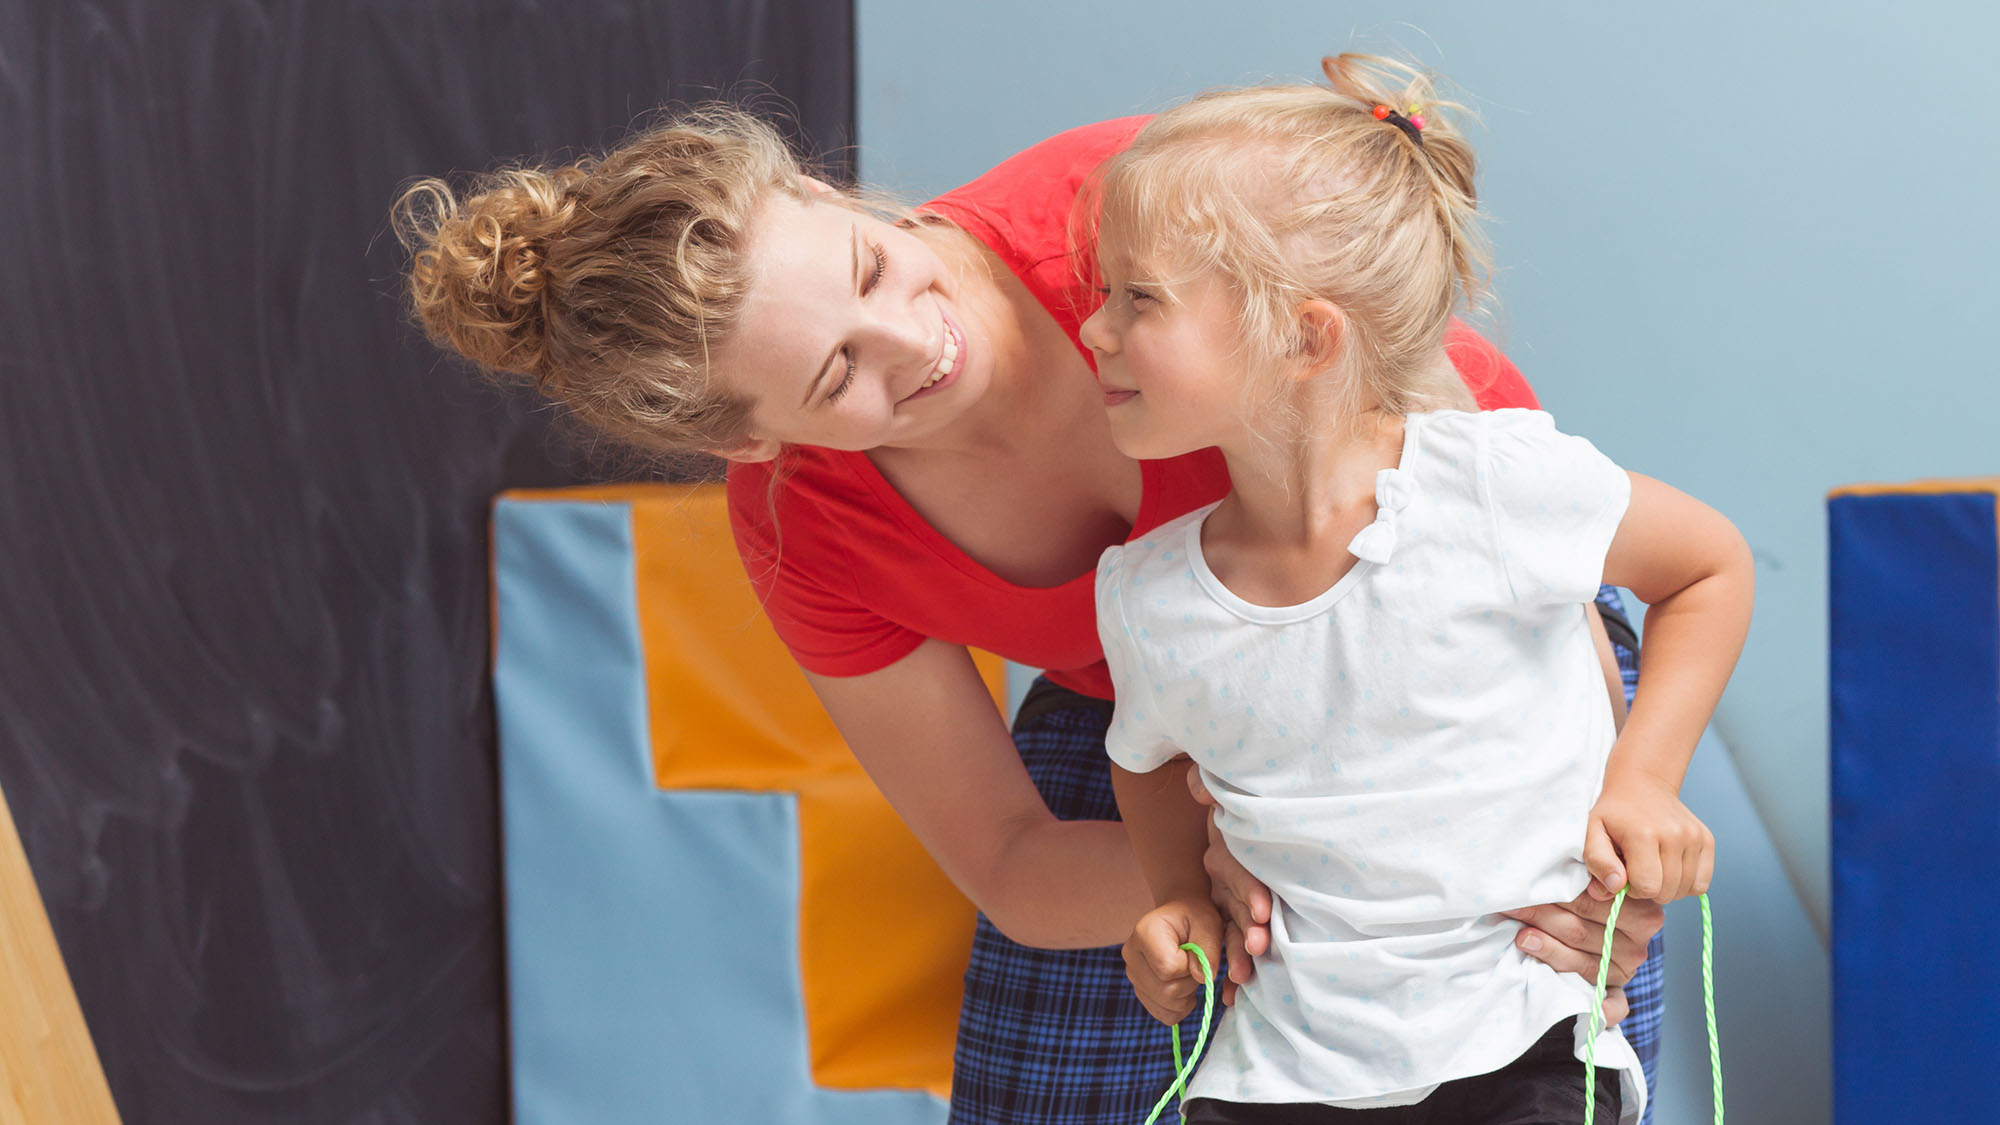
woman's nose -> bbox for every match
[862,306,936,379]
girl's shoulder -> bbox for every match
[1100,502,1213,574]
[1405,408,1602,510]
[1406,407,1565,466]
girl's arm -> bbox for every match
[1108,759,1211,908]
[802,638,1152,949]
[1595,472,1756,900]
[1110,760,1226,1023]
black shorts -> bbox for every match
[1182,1019,1622,1125]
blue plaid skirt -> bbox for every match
[947,587,1664,1125]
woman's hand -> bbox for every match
[1190,769,1666,1004]
[1188,768,1270,1004]
[1502,891,1664,988]
[1599,985,1630,1028]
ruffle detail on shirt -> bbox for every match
[1345,466,1415,565]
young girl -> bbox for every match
[1081,57,1753,1124]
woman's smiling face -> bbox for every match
[713,188,990,459]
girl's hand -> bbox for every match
[1586,764,1716,903]
[1503,892,1664,987]
[1122,898,1226,1026]
[1187,768,1271,1005]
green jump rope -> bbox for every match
[1143,889,1723,1125]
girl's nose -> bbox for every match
[1079,306,1115,355]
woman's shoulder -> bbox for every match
[919,116,1150,265]
[725,448,878,559]
[1443,321,1538,410]
[922,117,1150,220]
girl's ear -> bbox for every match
[1292,298,1346,376]
[714,435,782,463]
[798,174,839,196]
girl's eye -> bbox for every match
[825,355,857,403]
[1091,284,1154,310]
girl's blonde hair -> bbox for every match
[1086,54,1489,427]
[392,105,813,455]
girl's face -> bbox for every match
[715,187,991,458]
[1080,240,1249,461]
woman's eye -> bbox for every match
[865,244,887,293]
[825,355,857,404]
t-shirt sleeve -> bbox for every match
[1478,410,1632,605]
[1094,547,1180,773]
[726,466,926,676]
[1445,320,1540,410]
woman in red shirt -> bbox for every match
[399,100,1663,1124]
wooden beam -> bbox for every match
[0,783,121,1124]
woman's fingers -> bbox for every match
[1204,820,1273,935]
[1505,912,1605,979]
[1504,890,1662,986]
[1186,766,1218,808]
[1599,985,1630,1028]
[1223,919,1252,985]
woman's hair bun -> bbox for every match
[395,164,588,386]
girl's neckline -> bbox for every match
[1185,414,1426,624]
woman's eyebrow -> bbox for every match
[801,225,864,407]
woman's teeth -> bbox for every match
[918,328,958,391]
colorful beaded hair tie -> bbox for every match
[1372,104,1426,146]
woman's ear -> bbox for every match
[1292,298,1346,377]
[714,435,782,463]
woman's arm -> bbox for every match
[1586,602,1631,731]
[802,638,1151,949]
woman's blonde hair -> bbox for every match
[1085,54,1489,428]
[392,105,813,455]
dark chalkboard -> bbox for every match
[0,3,852,1121]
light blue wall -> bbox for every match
[860,3,2000,1120]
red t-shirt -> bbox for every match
[727,117,1538,699]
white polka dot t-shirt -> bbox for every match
[1096,409,1644,1121]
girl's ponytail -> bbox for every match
[1317,53,1489,319]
